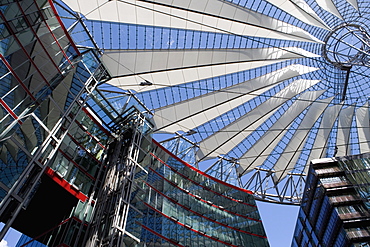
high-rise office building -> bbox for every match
[292,153,370,246]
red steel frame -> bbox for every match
[44,166,88,202]
[151,152,257,207]
[0,0,83,124]
[47,0,81,57]
[0,11,51,86]
[0,98,23,124]
[0,54,36,101]
[15,1,63,75]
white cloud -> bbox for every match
[0,240,9,247]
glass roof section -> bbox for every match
[58,0,370,204]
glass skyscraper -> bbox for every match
[293,153,370,246]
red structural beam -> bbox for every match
[57,148,96,181]
[19,217,86,247]
[15,1,63,75]
[47,0,81,57]
[0,54,36,101]
[0,11,51,86]
[0,98,23,124]
[138,221,185,247]
[66,132,103,164]
[82,107,113,138]
[44,167,88,202]
[73,118,107,150]
[33,0,76,66]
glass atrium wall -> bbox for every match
[0,0,108,241]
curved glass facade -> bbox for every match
[124,140,268,246]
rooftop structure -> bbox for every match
[56,0,370,204]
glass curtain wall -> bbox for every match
[125,140,269,247]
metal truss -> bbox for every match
[242,168,306,205]
[160,132,199,167]
[161,135,305,205]
[323,23,370,68]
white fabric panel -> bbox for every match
[336,105,355,157]
[60,0,109,17]
[356,103,370,153]
[108,59,290,92]
[290,0,331,29]
[238,90,325,173]
[153,65,319,132]
[5,137,19,161]
[306,104,342,172]
[4,134,26,162]
[20,118,38,150]
[154,86,275,133]
[265,0,329,29]
[272,97,334,182]
[41,71,74,132]
[345,0,359,10]
[0,145,6,164]
[315,0,343,19]
[101,47,319,78]
[197,79,320,160]
[62,0,322,43]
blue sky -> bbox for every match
[0,223,21,247]
[257,201,299,247]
